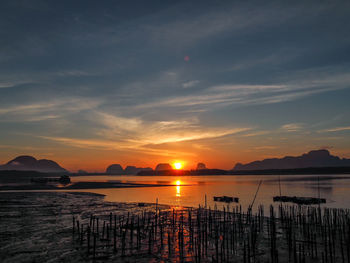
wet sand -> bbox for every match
[0,191,168,262]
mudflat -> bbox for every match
[0,191,167,262]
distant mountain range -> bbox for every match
[106,162,208,175]
[0,155,67,173]
[233,150,350,170]
[2,151,349,175]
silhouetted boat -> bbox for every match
[273,196,326,205]
[59,175,71,184]
[31,175,71,184]
[213,196,239,203]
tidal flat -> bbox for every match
[0,192,168,262]
[2,191,350,262]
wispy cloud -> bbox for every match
[0,98,101,121]
[37,111,251,157]
[37,135,196,157]
[240,131,270,137]
[182,80,200,88]
[135,80,345,111]
[0,80,34,89]
[136,84,286,110]
[281,123,303,132]
[320,126,350,132]
[146,3,298,49]
[91,111,250,145]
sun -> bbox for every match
[174,162,183,170]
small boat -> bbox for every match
[58,175,71,184]
[213,196,239,203]
[273,196,326,205]
[31,175,71,185]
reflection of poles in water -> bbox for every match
[278,175,282,197]
[250,180,263,210]
[205,194,207,209]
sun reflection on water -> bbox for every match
[175,180,181,197]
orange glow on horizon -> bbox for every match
[3,145,328,173]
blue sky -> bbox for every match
[1,0,350,171]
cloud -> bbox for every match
[37,135,196,157]
[240,131,270,137]
[91,111,250,145]
[146,2,299,49]
[36,111,251,157]
[321,126,350,132]
[131,66,350,114]
[135,82,343,112]
[136,84,285,109]
[182,80,199,88]
[0,80,33,89]
[281,123,303,132]
[55,70,91,77]
[0,98,101,121]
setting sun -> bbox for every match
[174,162,183,169]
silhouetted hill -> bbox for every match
[0,155,67,173]
[155,163,172,171]
[234,150,350,171]
[105,164,153,175]
[196,163,207,170]
[106,164,123,174]
[124,166,153,175]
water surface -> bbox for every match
[69,174,350,211]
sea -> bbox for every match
[68,174,350,211]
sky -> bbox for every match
[1,0,350,172]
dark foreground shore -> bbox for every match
[2,191,350,262]
[0,192,168,262]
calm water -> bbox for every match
[69,174,350,211]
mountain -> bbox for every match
[155,163,172,171]
[196,163,207,170]
[0,155,67,173]
[106,164,124,174]
[106,164,153,175]
[124,166,153,175]
[234,150,350,171]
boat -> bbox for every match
[213,196,239,203]
[273,196,326,205]
[58,175,71,184]
[31,175,71,185]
